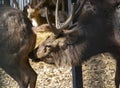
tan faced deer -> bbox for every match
[0,5,37,88]
[26,0,69,27]
[30,0,120,88]
[27,5,47,27]
[26,0,57,27]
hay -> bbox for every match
[0,53,116,88]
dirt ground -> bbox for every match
[0,53,116,88]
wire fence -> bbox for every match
[0,0,4,4]
[0,0,31,10]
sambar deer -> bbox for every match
[0,5,37,88]
[26,0,56,27]
[30,0,120,88]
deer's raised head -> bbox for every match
[26,2,48,27]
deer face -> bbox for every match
[27,5,47,26]
[27,6,37,19]
[27,6,40,27]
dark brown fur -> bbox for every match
[29,0,120,88]
[0,5,37,88]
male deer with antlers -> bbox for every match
[30,0,120,88]
[26,0,70,27]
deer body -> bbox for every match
[0,6,37,88]
[29,0,120,88]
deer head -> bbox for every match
[30,0,87,66]
[27,4,47,27]
[26,0,53,27]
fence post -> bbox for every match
[68,0,84,87]
[72,64,83,88]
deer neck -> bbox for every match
[31,18,39,27]
[31,16,46,27]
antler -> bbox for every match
[46,0,87,36]
[46,0,75,36]
[75,0,87,17]
[34,0,46,8]
[55,0,75,30]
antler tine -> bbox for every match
[55,0,60,29]
[34,0,46,8]
[45,7,60,36]
[46,0,75,35]
[75,0,87,16]
[46,0,81,36]
[58,3,75,30]
[56,0,87,30]
[55,1,75,30]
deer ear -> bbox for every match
[27,5,32,13]
[27,8,30,13]
[28,5,32,9]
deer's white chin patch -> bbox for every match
[31,19,38,27]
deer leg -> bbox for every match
[111,54,120,88]
[25,59,37,88]
[2,59,37,88]
[3,66,29,88]
[115,60,120,88]
[113,55,120,88]
[109,46,120,88]
[18,59,37,88]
